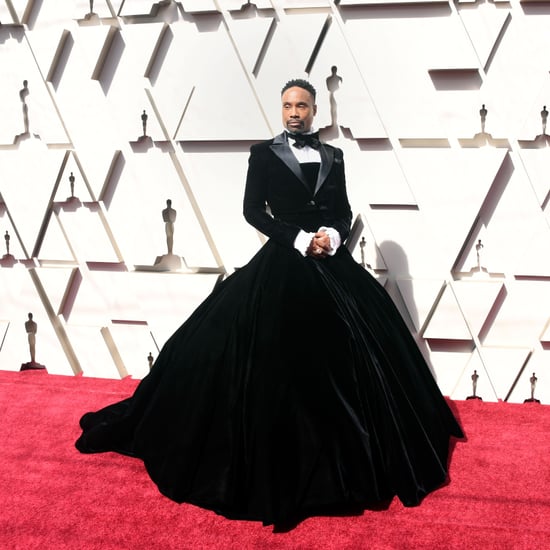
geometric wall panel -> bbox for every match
[0,267,74,375]
[176,146,262,270]
[481,346,532,402]
[395,278,444,333]
[450,349,499,403]
[33,267,76,316]
[457,2,511,74]
[507,349,550,405]
[344,145,416,207]
[37,214,78,263]
[518,147,550,207]
[107,323,157,379]
[0,3,549,404]
[451,280,504,341]
[482,281,550,349]
[423,283,473,341]
[56,206,122,263]
[429,347,474,401]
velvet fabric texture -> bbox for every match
[76,240,463,526]
[76,134,463,527]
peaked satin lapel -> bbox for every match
[314,144,334,196]
[270,132,334,196]
[270,133,307,192]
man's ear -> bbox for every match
[313,104,317,116]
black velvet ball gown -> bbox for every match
[76,139,464,528]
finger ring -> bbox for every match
[316,248,322,254]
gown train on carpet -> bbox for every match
[76,240,464,526]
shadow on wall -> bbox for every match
[378,239,436,378]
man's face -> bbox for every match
[281,86,317,134]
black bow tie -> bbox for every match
[286,131,321,150]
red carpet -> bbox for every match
[0,369,549,549]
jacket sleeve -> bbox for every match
[328,148,353,243]
[242,144,303,248]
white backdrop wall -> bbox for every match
[0,0,549,403]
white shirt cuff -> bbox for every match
[319,227,341,256]
[294,230,315,256]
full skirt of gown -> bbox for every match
[75,240,464,526]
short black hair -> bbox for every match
[281,79,316,100]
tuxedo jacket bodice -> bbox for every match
[243,132,353,249]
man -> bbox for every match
[243,78,352,262]
[76,78,463,528]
